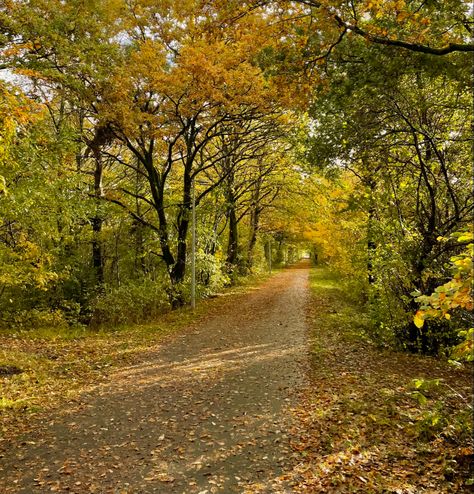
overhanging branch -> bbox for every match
[341,16,474,55]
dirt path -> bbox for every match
[1,263,310,494]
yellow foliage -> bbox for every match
[414,232,474,327]
[0,83,43,168]
[98,6,281,142]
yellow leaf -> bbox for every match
[414,312,424,328]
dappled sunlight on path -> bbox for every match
[1,263,310,493]
[106,343,305,391]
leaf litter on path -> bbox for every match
[0,263,311,493]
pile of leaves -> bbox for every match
[287,269,473,493]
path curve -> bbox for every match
[1,262,310,494]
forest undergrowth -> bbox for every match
[287,268,473,493]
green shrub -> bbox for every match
[196,250,230,295]
[90,279,170,327]
[0,308,69,330]
[409,378,473,445]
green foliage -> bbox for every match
[304,26,472,355]
[196,250,231,295]
[91,279,171,327]
[1,308,68,330]
[0,94,99,328]
[408,378,472,445]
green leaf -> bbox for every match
[411,390,428,406]
[412,378,424,389]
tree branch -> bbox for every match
[334,15,474,55]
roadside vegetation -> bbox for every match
[289,267,473,493]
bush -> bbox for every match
[90,279,170,327]
[0,308,69,330]
[196,250,230,295]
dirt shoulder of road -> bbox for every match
[287,268,473,493]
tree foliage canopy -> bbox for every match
[0,0,471,356]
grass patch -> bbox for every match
[308,268,372,361]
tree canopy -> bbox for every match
[0,0,471,349]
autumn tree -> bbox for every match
[227,0,474,58]
[195,113,289,273]
[301,23,473,351]
[2,0,283,303]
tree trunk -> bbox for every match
[226,202,239,268]
[171,173,192,287]
[367,181,376,285]
[133,220,147,277]
[91,147,104,286]
[145,160,176,280]
[246,195,262,270]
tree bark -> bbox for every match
[367,182,376,285]
[90,140,105,286]
[226,198,239,268]
[246,183,262,270]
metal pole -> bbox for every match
[269,238,272,274]
[191,179,196,310]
